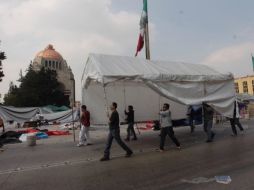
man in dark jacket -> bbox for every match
[100,102,133,161]
[124,105,137,141]
[203,103,215,143]
[230,101,244,136]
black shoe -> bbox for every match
[132,137,137,141]
[206,139,213,143]
[100,157,110,161]
[125,151,133,157]
[125,138,130,141]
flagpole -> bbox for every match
[145,21,150,60]
[144,0,150,60]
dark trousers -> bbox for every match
[126,122,137,140]
[189,117,195,133]
[230,118,244,135]
[204,119,215,141]
[104,128,132,158]
[160,126,180,150]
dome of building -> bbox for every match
[36,44,63,61]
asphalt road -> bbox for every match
[0,120,253,190]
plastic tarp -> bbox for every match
[43,105,70,112]
[237,93,254,102]
[0,105,79,124]
[81,54,236,124]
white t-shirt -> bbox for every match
[159,110,172,128]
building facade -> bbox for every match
[234,75,254,95]
[32,44,75,106]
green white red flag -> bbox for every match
[135,0,148,56]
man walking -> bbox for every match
[125,105,137,141]
[203,103,215,143]
[187,105,195,133]
[159,103,181,151]
[230,101,244,136]
[100,102,133,161]
[77,105,91,147]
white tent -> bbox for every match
[81,54,236,124]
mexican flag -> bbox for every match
[135,0,148,56]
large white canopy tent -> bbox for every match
[81,54,236,125]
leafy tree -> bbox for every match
[0,44,6,82]
[4,65,70,107]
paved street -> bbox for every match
[0,120,253,190]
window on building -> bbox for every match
[52,61,55,69]
[56,62,58,69]
[234,82,239,93]
[59,62,61,70]
[45,60,48,67]
[49,61,51,68]
[243,81,248,93]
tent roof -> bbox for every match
[82,53,233,87]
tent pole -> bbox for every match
[123,83,126,110]
[103,85,109,117]
[71,106,76,142]
[159,95,161,121]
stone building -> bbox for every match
[234,75,254,95]
[32,44,75,106]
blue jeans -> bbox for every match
[126,122,137,140]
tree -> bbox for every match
[0,44,6,82]
[4,65,70,107]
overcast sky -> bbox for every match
[1,0,254,101]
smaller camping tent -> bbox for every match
[0,105,79,124]
[81,54,236,124]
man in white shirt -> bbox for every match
[159,103,181,151]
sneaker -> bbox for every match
[206,139,213,143]
[125,151,133,157]
[77,143,84,147]
[86,143,92,146]
[100,157,110,161]
[176,146,181,150]
[231,134,237,137]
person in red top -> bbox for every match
[77,105,92,147]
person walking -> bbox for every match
[100,102,133,161]
[203,103,215,143]
[159,103,181,152]
[77,105,92,147]
[230,101,244,136]
[124,105,137,141]
[187,105,195,133]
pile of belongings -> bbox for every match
[0,128,70,144]
[18,128,70,142]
